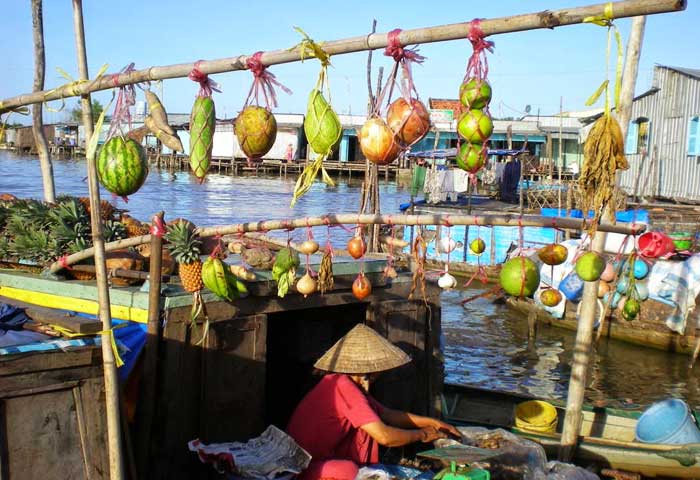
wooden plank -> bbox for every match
[0,348,98,376]
[0,365,103,393]
[25,306,101,334]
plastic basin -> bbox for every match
[515,400,558,433]
[635,399,700,444]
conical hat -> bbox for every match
[314,324,411,374]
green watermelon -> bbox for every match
[97,136,148,196]
[235,106,277,160]
[189,96,215,181]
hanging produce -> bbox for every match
[470,238,486,255]
[438,268,457,290]
[296,273,317,298]
[235,51,291,166]
[359,118,401,165]
[352,272,372,300]
[499,257,539,298]
[386,98,430,146]
[164,220,206,326]
[272,246,300,298]
[188,64,220,182]
[579,13,628,236]
[97,63,148,200]
[143,89,183,152]
[347,234,367,259]
[318,229,334,294]
[575,251,605,281]
[201,254,248,302]
[456,20,494,176]
[538,243,568,266]
[290,29,340,206]
[540,288,563,307]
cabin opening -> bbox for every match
[264,303,368,430]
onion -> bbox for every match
[298,240,320,255]
[347,236,366,259]
[386,98,430,146]
[439,236,457,253]
[359,117,401,165]
[438,272,457,290]
[352,273,372,300]
[296,273,316,298]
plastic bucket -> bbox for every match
[515,400,558,433]
[637,231,675,258]
[635,399,700,444]
[669,232,693,251]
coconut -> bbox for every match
[386,97,430,146]
[575,252,606,282]
[499,257,540,297]
[457,109,493,144]
[359,117,401,165]
[235,106,277,161]
[456,142,486,173]
[537,244,568,266]
[459,78,492,109]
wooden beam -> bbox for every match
[0,0,686,113]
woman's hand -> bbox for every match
[428,419,462,439]
[419,426,447,443]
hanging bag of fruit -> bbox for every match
[290,28,341,206]
[235,52,292,167]
[96,63,149,202]
[456,20,494,177]
[579,6,628,237]
[188,62,221,183]
[359,29,430,165]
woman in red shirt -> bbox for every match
[287,324,460,480]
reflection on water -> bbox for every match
[3,152,700,409]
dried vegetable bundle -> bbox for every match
[143,89,183,152]
[235,52,291,166]
[579,9,628,235]
[291,28,340,206]
[188,64,221,182]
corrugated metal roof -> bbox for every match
[661,65,700,80]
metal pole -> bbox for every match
[71,1,125,478]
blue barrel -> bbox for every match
[635,399,700,444]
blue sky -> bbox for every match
[2,1,697,123]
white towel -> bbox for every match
[453,169,470,193]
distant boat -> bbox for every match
[442,383,700,478]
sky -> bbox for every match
[1,0,697,124]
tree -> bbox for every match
[68,99,104,123]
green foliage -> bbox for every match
[272,247,300,298]
[69,99,104,123]
[164,221,202,265]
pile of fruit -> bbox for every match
[456,78,493,174]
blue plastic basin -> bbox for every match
[635,399,700,444]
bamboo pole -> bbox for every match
[558,15,646,462]
[30,0,55,203]
[71,1,125,478]
[0,0,686,114]
[136,212,164,479]
[48,212,644,274]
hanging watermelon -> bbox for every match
[97,136,148,197]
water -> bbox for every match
[2,152,700,410]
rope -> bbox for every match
[244,51,292,110]
[188,60,222,98]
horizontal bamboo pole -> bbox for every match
[48,212,645,273]
[0,0,685,114]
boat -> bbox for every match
[505,296,700,356]
[442,383,700,478]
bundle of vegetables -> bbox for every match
[291,29,340,206]
[235,51,291,166]
[359,29,430,165]
[456,21,494,175]
[202,254,248,302]
[188,66,221,182]
[579,11,628,236]
[96,64,149,200]
[272,247,300,298]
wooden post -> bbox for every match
[558,15,646,462]
[136,212,164,478]
[30,0,55,203]
[558,96,563,210]
[71,1,125,478]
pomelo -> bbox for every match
[499,257,540,297]
[457,109,493,144]
[575,252,605,282]
[540,288,563,307]
[459,78,492,109]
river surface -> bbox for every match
[2,151,700,410]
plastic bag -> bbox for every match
[435,427,547,480]
[543,461,599,480]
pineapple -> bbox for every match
[164,220,203,292]
[78,197,115,221]
[120,213,150,237]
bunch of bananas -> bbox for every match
[202,257,248,302]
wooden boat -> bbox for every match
[442,383,700,478]
[506,296,700,356]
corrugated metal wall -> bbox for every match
[620,67,700,200]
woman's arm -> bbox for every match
[360,421,445,448]
[380,408,462,438]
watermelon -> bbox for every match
[97,136,148,196]
[190,96,215,180]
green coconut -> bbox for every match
[235,106,277,160]
[575,251,606,282]
[459,78,492,109]
[457,109,493,144]
[500,257,540,297]
[456,142,486,173]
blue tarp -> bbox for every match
[540,208,649,224]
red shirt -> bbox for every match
[287,374,385,464]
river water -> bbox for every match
[2,152,699,410]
